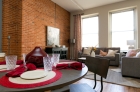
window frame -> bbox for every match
[81,14,99,47]
[109,7,137,51]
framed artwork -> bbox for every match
[46,26,60,46]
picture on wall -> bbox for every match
[46,26,60,46]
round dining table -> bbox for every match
[0,63,88,92]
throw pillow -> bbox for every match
[91,51,95,57]
[126,49,138,57]
[106,49,118,56]
[135,52,140,58]
[83,47,92,55]
[99,50,107,56]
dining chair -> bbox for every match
[70,56,110,92]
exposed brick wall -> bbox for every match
[0,57,5,61]
[2,0,70,59]
[2,0,22,59]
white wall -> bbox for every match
[70,0,140,48]
[0,0,2,52]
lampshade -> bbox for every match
[127,40,135,45]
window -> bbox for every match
[111,9,136,51]
[82,16,99,47]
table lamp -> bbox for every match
[127,40,135,49]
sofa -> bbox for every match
[78,47,120,66]
[121,56,140,78]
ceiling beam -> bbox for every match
[71,0,84,11]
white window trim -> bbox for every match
[109,7,138,50]
[81,14,99,47]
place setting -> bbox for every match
[0,52,84,89]
[0,54,62,89]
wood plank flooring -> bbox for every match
[48,78,140,92]
[75,78,140,92]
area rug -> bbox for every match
[109,66,121,73]
[110,68,121,73]
[84,67,140,88]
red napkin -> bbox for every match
[56,62,82,70]
[6,63,36,77]
[0,60,23,65]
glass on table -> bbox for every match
[5,55,17,70]
[22,53,27,70]
[43,55,54,72]
[52,54,60,67]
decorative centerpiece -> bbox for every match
[25,46,47,67]
[92,47,97,51]
[91,46,97,57]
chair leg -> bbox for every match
[93,74,96,89]
[100,77,103,92]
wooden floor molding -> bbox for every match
[75,78,140,92]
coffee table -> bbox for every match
[78,57,86,63]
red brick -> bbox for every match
[2,0,70,59]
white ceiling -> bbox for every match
[51,0,126,12]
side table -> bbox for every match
[78,57,86,63]
[121,51,127,57]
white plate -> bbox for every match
[58,61,76,64]
[20,70,48,80]
[0,65,19,70]
[0,65,7,70]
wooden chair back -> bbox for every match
[70,56,110,92]
[85,56,110,92]
[86,56,110,78]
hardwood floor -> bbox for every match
[75,78,140,92]
[48,78,140,92]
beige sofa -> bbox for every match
[78,47,120,66]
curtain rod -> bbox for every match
[73,13,84,16]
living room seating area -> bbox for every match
[78,47,120,66]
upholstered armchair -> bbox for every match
[121,57,140,78]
